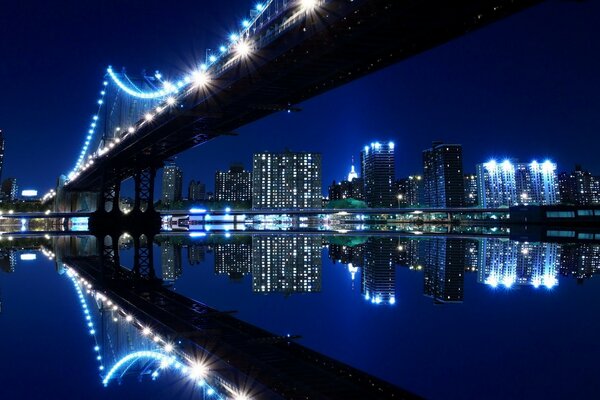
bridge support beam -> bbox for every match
[132,234,157,280]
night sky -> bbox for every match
[1,0,599,194]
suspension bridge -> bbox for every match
[43,0,543,233]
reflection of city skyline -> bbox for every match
[156,236,600,304]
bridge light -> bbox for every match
[230,33,239,42]
[142,327,151,335]
[97,99,103,105]
[164,343,174,352]
[166,97,176,106]
[235,40,251,58]
[93,115,98,121]
[128,126,135,134]
[209,55,217,63]
[242,19,250,28]
[256,3,264,11]
[300,0,318,11]
[219,45,227,53]
[145,113,154,121]
[189,362,208,379]
[192,71,210,88]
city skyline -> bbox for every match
[1,1,599,193]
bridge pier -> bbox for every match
[89,167,161,235]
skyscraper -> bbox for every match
[477,159,559,207]
[361,141,395,208]
[214,242,252,280]
[161,162,183,205]
[1,178,18,202]
[396,175,424,207]
[464,174,478,207]
[188,180,206,202]
[215,164,252,203]
[252,151,322,209]
[361,237,397,305]
[558,165,599,206]
[422,142,464,208]
[161,242,183,281]
[423,238,465,303]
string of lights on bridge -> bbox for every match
[63,265,252,400]
[64,0,321,188]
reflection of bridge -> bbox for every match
[55,234,419,399]
[49,0,542,232]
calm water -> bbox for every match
[1,232,599,399]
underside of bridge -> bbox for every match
[58,0,542,232]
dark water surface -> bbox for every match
[0,233,599,399]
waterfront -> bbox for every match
[1,231,599,399]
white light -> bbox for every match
[164,343,174,352]
[128,126,135,133]
[166,97,176,105]
[219,46,227,53]
[230,33,239,42]
[189,362,208,379]
[192,71,210,87]
[145,113,153,121]
[301,0,318,11]
[235,40,251,57]
[242,19,250,27]
[20,253,37,261]
[209,55,217,63]
[256,3,264,11]
[125,315,133,322]
[142,327,151,335]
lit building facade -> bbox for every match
[477,159,559,207]
[0,129,5,185]
[558,165,600,206]
[464,174,478,207]
[215,164,252,202]
[214,242,252,280]
[252,151,322,209]
[361,237,397,305]
[423,238,465,303]
[396,175,423,207]
[188,180,207,202]
[361,141,395,208]
[252,236,322,293]
[422,142,464,208]
[1,178,18,202]
[161,242,183,281]
[161,163,183,205]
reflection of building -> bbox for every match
[0,249,16,273]
[252,236,322,293]
[188,180,207,202]
[558,165,600,206]
[396,175,423,207]
[559,244,600,283]
[423,142,464,207]
[362,237,397,305]
[161,162,183,205]
[423,238,465,303]
[478,239,559,288]
[161,243,182,281]
[361,142,395,207]
[464,174,478,207]
[215,164,252,202]
[0,129,5,185]
[215,242,252,280]
[477,160,559,207]
[187,244,207,266]
[252,151,322,209]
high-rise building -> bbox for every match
[396,175,424,207]
[252,151,322,209]
[422,142,464,208]
[187,244,207,266]
[0,130,5,184]
[558,165,599,206]
[252,236,322,293]
[328,160,365,201]
[361,141,395,208]
[464,174,478,207]
[188,180,207,202]
[161,162,183,205]
[1,178,18,202]
[215,164,252,203]
[476,159,559,207]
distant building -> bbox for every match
[328,161,364,201]
[1,178,18,202]
[161,163,183,205]
[396,175,423,207]
[252,236,322,293]
[476,159,559,208]
[0,130,5,184]
[188,180,207,202]
[362,237,397,305]
[215,164,252,203]
[422,141,464,208]
[558,165,600,206]
[252,151,322,209]
[187,244,207,266]
[361,141,395,208]
[464,174,478,207]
